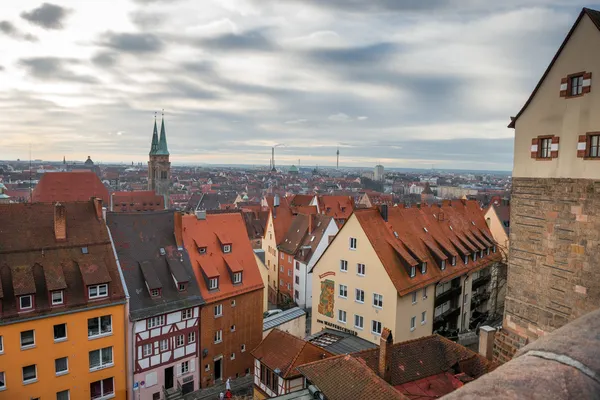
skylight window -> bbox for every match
[82,247,89,254]
[159,248,166,256]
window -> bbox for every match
[589,134,600,158]
[441,260,446,271]
[54,323,67,342]
[421,311,427,324]
[233,272,242,284]
[198,247,207,254]
[150,288,161,297]
[88,315,112,338]
[338,309,347,323]
[0,336,3,353]
[280,279,283,286]
[451,256,457,266]
[372,320,382,335]
[287,270,291,277]
[55,357,69,375]
[19,294,33,310]
[349,237,357,250]
[340,260,348,272]
[89,284,108,299]
[241,344,246,352]
[281,253,284,260]
[493,246,497,253]
[472,252,478,262]
[148,315,165,328]
[373,293,383,308]
[205,364,210,372]
[231,299,236,307]
[295,276,300,285]
[410,316,416,331]
[89,347,113,370]
[21,330,35,348]
[52,290,64,305]
[176,335,185,347]
[182,309,193,320]
[178,282,186,291]
[160,339,168,351]
[421,262,427,274]
[223,244,231,253]
[412,292,417,304]
[410,266,416,278]
[188,331,196,343]
[214,304,223,317]
[486,247,491,256]
[231,325,236,332]
[231,353,236,360]
[422,287,428,299]
[287,283,291,290]
[280,266,283,272]
[57,389,70,400]
[354,314,364,329]
[143,343,152,357]
[181,361,190,374]
[464,293,469,306]
[22,364,37,383]
[295,290,299,299]
[209,278,219,290]
[288,256,292,262]
[464,255,469,265]
[539,137,552,158]
[214,330,222,344]
[570,74,583,96]
[0,372,4,389]
[357,263,365,276]
[480,249,484,259]
[339,284,347,298]
[295,261,300,270]
[355,289,364,303]
[90,377,114,399]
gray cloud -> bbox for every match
[0,65,4,71]
[100,32,163,53]
[197,29,276,52]
[20,3,71,30]
[19,57,98,84]
[91,52,118,68]
[0,20,38,41]
[129,11,164,29]
[306,42,397,65]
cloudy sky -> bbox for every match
[0,1,597,170]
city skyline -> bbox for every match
[1,1,598,170]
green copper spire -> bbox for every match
[156,110,170,156]
[149,113,159,155]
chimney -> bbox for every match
[174,211,183,249]
[54,202,67,241]
[379,204,388,222]
[478,326,496,361]
[92,197,103,220]
[379,328,393,383]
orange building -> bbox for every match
[0,199,127,400]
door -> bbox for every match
[181,381,194,394]
[214,358,222,381]
[165,366,174,390]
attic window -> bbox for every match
[449,226,453,231]
[223,244,232,253]
[82,247,89,254]
[570,74,584,96]
[451,256,457,266]
[209,277,219,290]
[178,282,187,292]
[198,247,207,255]
[423,227,428,233]
[310,236,315,242]
[150,288,161,297]
[487,247,491,256]
[473,252,478,262]
[393,231,399,239]
[493,246,497,253]
[464,255,469,265]
[421,262,427,274]
[233,272,242,284]
[440,260,446,271]
[409,266,416,278]
[19,295,34,312]
[51,290,64,306]
[159,248,166,256]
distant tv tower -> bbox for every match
[336,147,340,169]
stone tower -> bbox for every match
[148,113,171,199]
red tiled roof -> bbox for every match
[317,195,354,220]
[290,194,314,207]
[182,212,264,303]
[264,196,294,245]
[111,191,164,212]
[32,172,109,204]
[395,372,463,399]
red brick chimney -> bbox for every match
[379,327,393,383]
[92,197,103,220]
[54,202,67,241]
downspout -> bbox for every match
[106,219,132,400]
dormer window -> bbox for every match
[473,252,478,262]
[51,291,64,306]
[89,284,109,300]
[150,288,161,297]
[159,248,166,256]
[421,262,427,274]
[440,260,446,271]
[409,266,416,278]
[480,250,484,258]
[209,277,219,290]
[233,272,242,284]
[19,295,34,312]
[198,247,207,255]
[464,255,469,265]
[178,282,187,292]
[82,247,89,254]
[493,246,497,253]
[451,256,457,266]
[223,244,232,253]
[486,247,491,256]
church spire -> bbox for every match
[157,109,170,156]
[149,112,159,155]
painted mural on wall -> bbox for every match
[318,279,335,318]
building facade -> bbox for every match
[0,200,127,400]
[499,8,600,361]
[148,115,171,199]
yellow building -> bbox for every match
[0,200,127,400]
[311,202,501,344]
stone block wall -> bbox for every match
[504,177,600,343]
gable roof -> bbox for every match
[32,171,109,204]
[111,191,164,212]
[264,196,294,245]
[508,8,600,128]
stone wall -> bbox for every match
[504,177,600,343]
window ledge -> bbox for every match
[410,328,416,332]
[95,394,115,400]
[54,337,67,343]
[355,301,364,304]
[214,341,223,345]
[23,378,38,385]
[56,371,69,376]
[88,332,113,341]
[20,344,36,351]
[357,274,365,277]
[338,296,347,299]
[421,321,426,325]
[371,332,381,336]
[89,363,114,373]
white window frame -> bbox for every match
[20,330,35,349]
[451,256,457,266]
[0,335,3,354]
[181,361,190,374]
[371,320,382,335]
[440,260,446,271]
[241,344,246,352]
[410,266,416,278]
[421,311,427,325]
[209,278,219,290]
[176,335,185,347]
[355,289,364,303]
[357,263,366,276]
[160,339,168,351]
[55,356,69,376]
[233,272,242,284]
[412,292,417,304]
[54,323,68,342]
[148,315,165,329]
[349,237,357,250]
[338,309,347,324]
[143,343,152,357]
[214,330,223,344]
[340,260,348,272]
[57,389,70,400]
[22,364,37,384]
[89,346,114,371]
[188,331,196,343]
[422,287,428,300]
[464,255,469,265]
[214,304,223,317]
[223,244,232,253]
[373,293,383,308]
[231,299,236,307]
[90,377,114,399]
[339,284,347,298]
[421,262,427,274]
[88,315,112,338]
[472,252,477,262]
[88,284,109,299]
[354,314,364,330]
[410,316,416,331]
[0,371,5,389]
[19,295,33,310]
[51,290,64,305]
[230,353,236,360]
[178,282,186,291]
[231,324,236,332]
[182,309,193,320]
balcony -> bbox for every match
[471,292,491,308]
[472,273,491,290]
[435,285,462,306]
[433,304,461,328]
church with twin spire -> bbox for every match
[148,113,171,199]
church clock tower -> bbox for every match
[148,112,171,200]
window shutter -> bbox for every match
[551,136,560,158]
[531,138,538,158]
[577,135,587,157]
[559,77,568,97]
[190,359,195,373]
[583,72,592,93]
